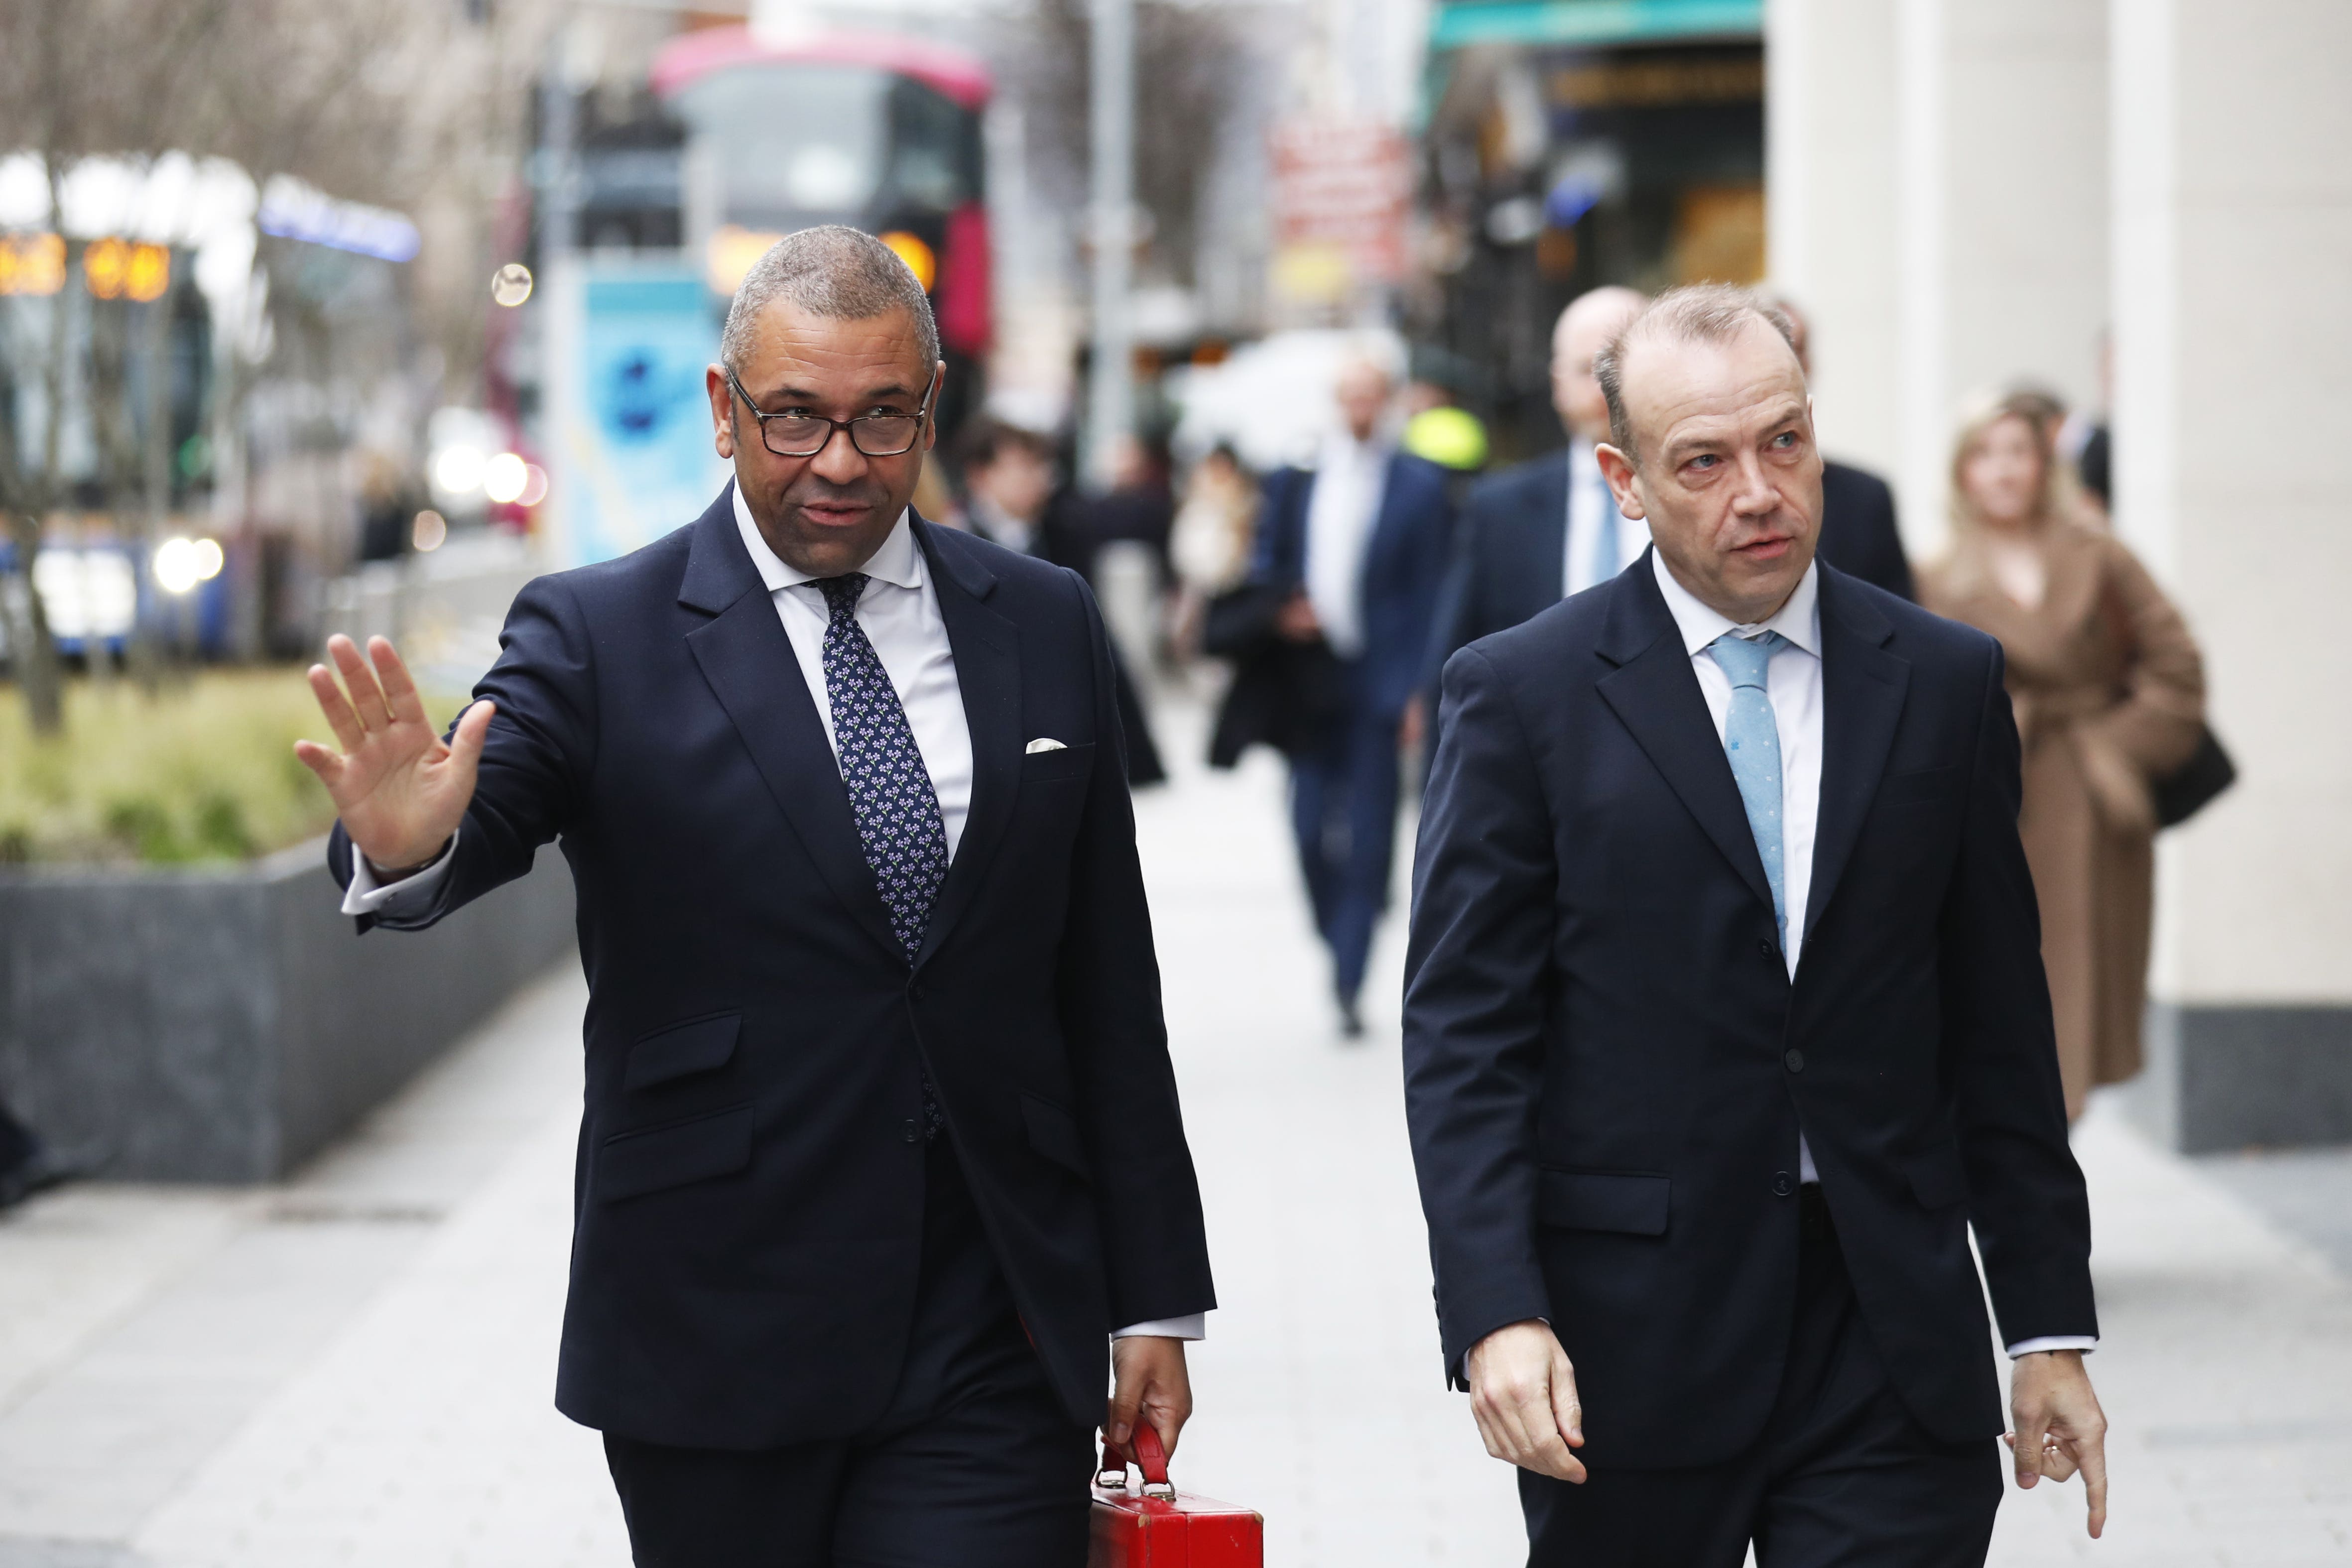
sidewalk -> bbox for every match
[0,708,2346,1566]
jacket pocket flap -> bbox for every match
[625,1013,742,1091]
[1019,742,1096,782]
[598,1103,755,1203]
[1903,1141,1970,1209]
[1537,1170,1670,1235]
[1880,765,1962,806]
[1021,1093,1092,1180]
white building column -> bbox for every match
[1770,0,2108,558]
[1767,0,1904,486]
[2115,0,2352,1148]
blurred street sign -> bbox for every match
[544,263,729,567]
[1270,118,1411,305]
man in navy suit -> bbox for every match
[294,228,1214,1566]
[1403,286,2108,1565]
[1427,285,1647,684]
[1249,359,1451,1036]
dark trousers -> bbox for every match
[1289,697,1402,1004]
[1521,1188,2003,1568]
[603,1138,1095,1568]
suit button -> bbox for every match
[1772,1172,1796,1198]
[1784,1049,1805,1074]
[902,1119,920,1144]
[1757,938,1776,959]
[908,983,926,1001]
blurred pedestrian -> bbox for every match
[956,418,1059,558]
[1221,356,1451,1036]
[1406,287,2108,1564]
[1167,445,1257,659]
[963,421,1165,785]
[294,226,1214,1566]
[1921,391,2205,1119]
[1428,286,1647,683]
[1774,297,1916,599]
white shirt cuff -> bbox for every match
[1112,1314,1205,1341]
[340,832,459,917]
[2006,1335,2097,1359]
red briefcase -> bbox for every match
[1089,1423,1263,1567]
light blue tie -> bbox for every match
[1590,465,1620,585]
[1707,631,1789,937]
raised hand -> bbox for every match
[1466,1319,1588,1482]
[294,634,495,875]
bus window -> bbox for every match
[674,64,891,227]
[888,80,979,214]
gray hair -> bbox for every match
[719,225,941,380]
[1593,284,1798,467]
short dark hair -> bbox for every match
[1594,284,1798,467]
[956,417,1054,475]
[720,225,940,378]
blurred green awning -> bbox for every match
[1429,0,1763,49]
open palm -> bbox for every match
[294,635,495,874]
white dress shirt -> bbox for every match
[1648,551,2092,1361]
[343,484,1203,1342]
[1304,434,1388,659]
[1563,439,1652,598]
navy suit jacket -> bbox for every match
[1818,459,1915,602]
[1428,449,1574,682]
[1403,553,2094,1469]
[1253,452,1453,719]
[331,490,1215,1448]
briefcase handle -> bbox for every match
[1097,1421,1178,1500]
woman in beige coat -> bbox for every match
[1920,393,2205,1120]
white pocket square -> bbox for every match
[1024,737,1068,754]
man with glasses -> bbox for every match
[293,226,1215,1566]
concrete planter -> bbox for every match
[0,839,573,1182]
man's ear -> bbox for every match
[921,360,947,453]
[1595,442,1646,520]
[707,365,738,461]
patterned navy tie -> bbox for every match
[817,572,949,1138]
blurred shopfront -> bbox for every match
[1415,0,1763,460]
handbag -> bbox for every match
[2153,723,2236,829]
[1089,1422,1262,1567]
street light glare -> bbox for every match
[152,536,221,596]
[482,451,530,505]
[433,445,486,494]
[491,263,534,307]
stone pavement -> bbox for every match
[0,708,2347,1566]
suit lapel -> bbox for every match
[1594,561,1777,918]
[912,517,1019,969]
[1803,567,1909,943]
[679,488,905,965]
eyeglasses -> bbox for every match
[725,367,936,459]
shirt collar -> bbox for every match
[732,480,921,594]
[1650,548,1822,659]
[1319,432,1388,471]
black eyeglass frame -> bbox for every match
[724,366,940,459]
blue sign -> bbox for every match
[553,268,730,567]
